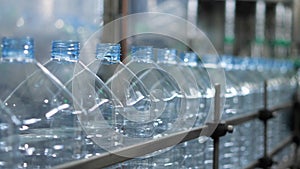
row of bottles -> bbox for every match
[0,37,208,168]
[0,36,297,168]
[118,55,296,168]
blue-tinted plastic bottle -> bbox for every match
[180,52,208,127]
[48,41,128,154]
[44,40,111,158]
[0,37,84,168]
[218,55,242,168]
[177,52,208,168]
[89,44,154,139]
[155,48,196,133]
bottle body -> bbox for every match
[1,60,84,167]
[44,41,109,158]
[0,37,85,168]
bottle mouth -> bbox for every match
[131,46,154,62]
[181,52,198,67]
[51,40,80,62]
[156,48,178,64]
[96,43,121,64]
[1,37,34,60]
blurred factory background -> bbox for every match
[0,0,298,63]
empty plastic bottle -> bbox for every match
[177,52,209,168]
[180,52,209,127]
[155,48,200,133]
[232,57,264,166]
[47,41,129,153]
[88,44,154,139]
[113,46,185,137]
[218,55,242,168]
[0,37,85,168]
[44,40,112,158]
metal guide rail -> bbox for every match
[54,82,300,169]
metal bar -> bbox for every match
[243,135,293,169]
[213,137,220,169]
[264,121,268,158]
[54,78,295,169]
[212,83,221,169]
[214,83,221,122]
[120,0,128,61]
[243,161,258,169]
[226,102,292,126]
[226,112,258,126]
[54,126,205,169]
[54,108,295,169]
[270,102,293,113]
[263,81,268,159]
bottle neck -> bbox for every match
[156,48,177,65]
[51,41,80,63]
[1,37,35,62]
[201,54,219,68]
[96,43,121,64]
[180,52,198,67]
[131,46,154,63]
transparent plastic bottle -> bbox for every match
[203,138,214,169]
[93,43,133,137]
[155,48,200,133]
[145,49,198,169]
[200,55,241,168]
[218,55,242,168]
[120,46,185,137]
[279,59,296,141]
[0,100,21,169]
[87,44,154,139]
[155,48,181,134]
[0,37,84,168]
[44,40,109,158]
[199,54,227,169]
[119,47,195,168]
[46,42,127,154]
[44,41,80,86]
[232,57,264,166]
[179,52,209,168]
[266,58,296,153]
[270,58,294,159]
[177,51,204,128]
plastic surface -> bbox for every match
[0,37,86,168]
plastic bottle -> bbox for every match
[179,52,208,168]
[266,58,296,154]
[195,54,220,169]
[93,43,131,137]
[218,55,241,168]
[126,46,170,136]
[87,44,154,139]
[232,57,264,166]
[121,47,198,168]
[47,41,130,154]
[44,40,111,158]
[155,48,201,133]
[120,46,186,137]
[0,37,84,168]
